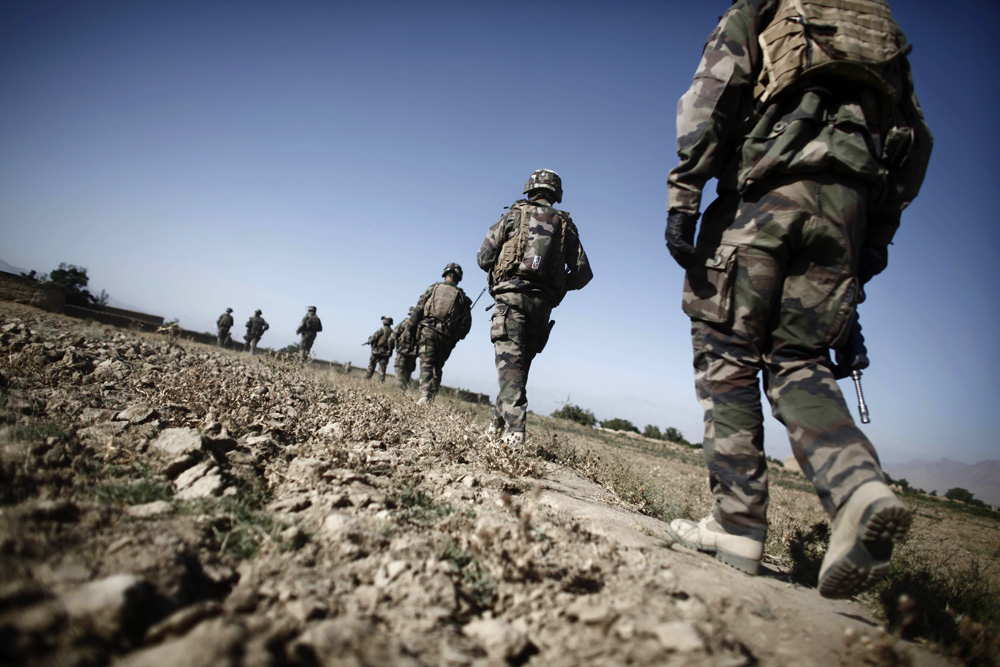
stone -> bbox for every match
[175,465,226,500]
[150,428,204,460]
[116,403,157,425]
[60,574,150,641]
[462,617,530,661]
[652,621,704,653]
[127,500,174,518]
[117,618,246,667]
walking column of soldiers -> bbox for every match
[205,0,931,603]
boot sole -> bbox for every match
[666,524,762,576]
[818,498,911,599]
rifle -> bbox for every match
[833,314,871,424]
[471,287,487,310]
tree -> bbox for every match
[601,417,638,433]
[642,425,663,440]
[276,343,301,357]
[663,426,690,445]
[945,487,976,504]
[550,403,597,428]
[46,263,109,307]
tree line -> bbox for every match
[550,403,694,446]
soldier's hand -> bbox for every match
[857,245,889,285]
[832,319,869,380]
[665,211,699,270]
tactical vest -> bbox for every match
[424,283,466,336]
[755,0,910,111]
[491,200,568,292]
[371,325,391,353]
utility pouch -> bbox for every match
[490,304,509,343]
[682,244,738,324]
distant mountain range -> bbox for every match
[884,458,1000,507]
[0,258,28,275]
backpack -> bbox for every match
[754,0,910,113]
[424,283,467,336]
[491,200,569,292]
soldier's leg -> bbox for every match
[417,336,436,402]
[366,354,377,379]
[378,356,388,382]
[763,178,885,517]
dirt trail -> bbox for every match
[0,302,954,666]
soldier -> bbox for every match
[364,316,394,382]
[216,307,234,347]
[478,169,593,449]
[244,309,269,355]
[408,264,472,404]
[663,1,932,599]
[296,306,323,363]
[391,307,419,389]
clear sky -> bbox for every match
[2,0,998,469]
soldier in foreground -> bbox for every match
[364,316,394,382]
[478,169,592,449]
[244,309,269,355]
[296,306,323,363]
[216,307,234,347]
[390,308,419,389]
[663,0,932,599]
[408,264,472,404]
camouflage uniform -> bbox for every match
[296,307,323,362]
[408,268,472,403]
[244,311,269,355]
[666,1,932,542]
[390,315,418,389]
[478,171,592,436]
[216,309,234,347]
[365,318,394,382]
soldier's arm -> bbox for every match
[866,59,934,248]
[408,288,432,328]
[667,0,774,215]
[477,213,512,272]
[316,318,323,332]
[563,218,593,292]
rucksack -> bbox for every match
[491,200,569,292]
[424,283,467,335]
[754,0,910,113]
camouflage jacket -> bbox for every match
[477,198,593,306]
[390,320,417,357]
[367,324,393,356]
[667,0,932,247]
[245,315,269,337]
[297,313,323,336]
[408,282,472,342]
[217,313,233,330]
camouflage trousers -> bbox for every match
[490,295,553,433]
[394,352,417,388]
[366,353,390,381]
[217,328,231,347]
[417,328,455,402]
[685,175,885,541]
[300,333,317,362]
[245,335,262,355]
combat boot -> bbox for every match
[502,431,524,450]
[818,480,911,599]
[485,417,504,440]
[667,516,764,575]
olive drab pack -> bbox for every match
[754,0,910,110]
[424,283,467,337]
[491,201,569,292]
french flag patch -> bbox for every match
[531,256,541,270]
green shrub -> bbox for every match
[550,403,597,428]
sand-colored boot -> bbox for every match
[667,516,764,575]
[818,480,911,599]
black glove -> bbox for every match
[857,245,889,285]
[665,211,699,270]
[833,317,870,380]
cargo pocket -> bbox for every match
[824,278,859,348]
[490,304,509,343]
[682,244,738,324]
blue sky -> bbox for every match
[2,0,997,469]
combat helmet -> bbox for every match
[308,306,316,312]
[255,309,262,315]
[523,168,562,203]
[226,307,233,313]
[382,316,393,326]
[442,263,463,282]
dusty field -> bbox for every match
[0,301,990,666]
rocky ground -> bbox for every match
[0,301,965,666]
